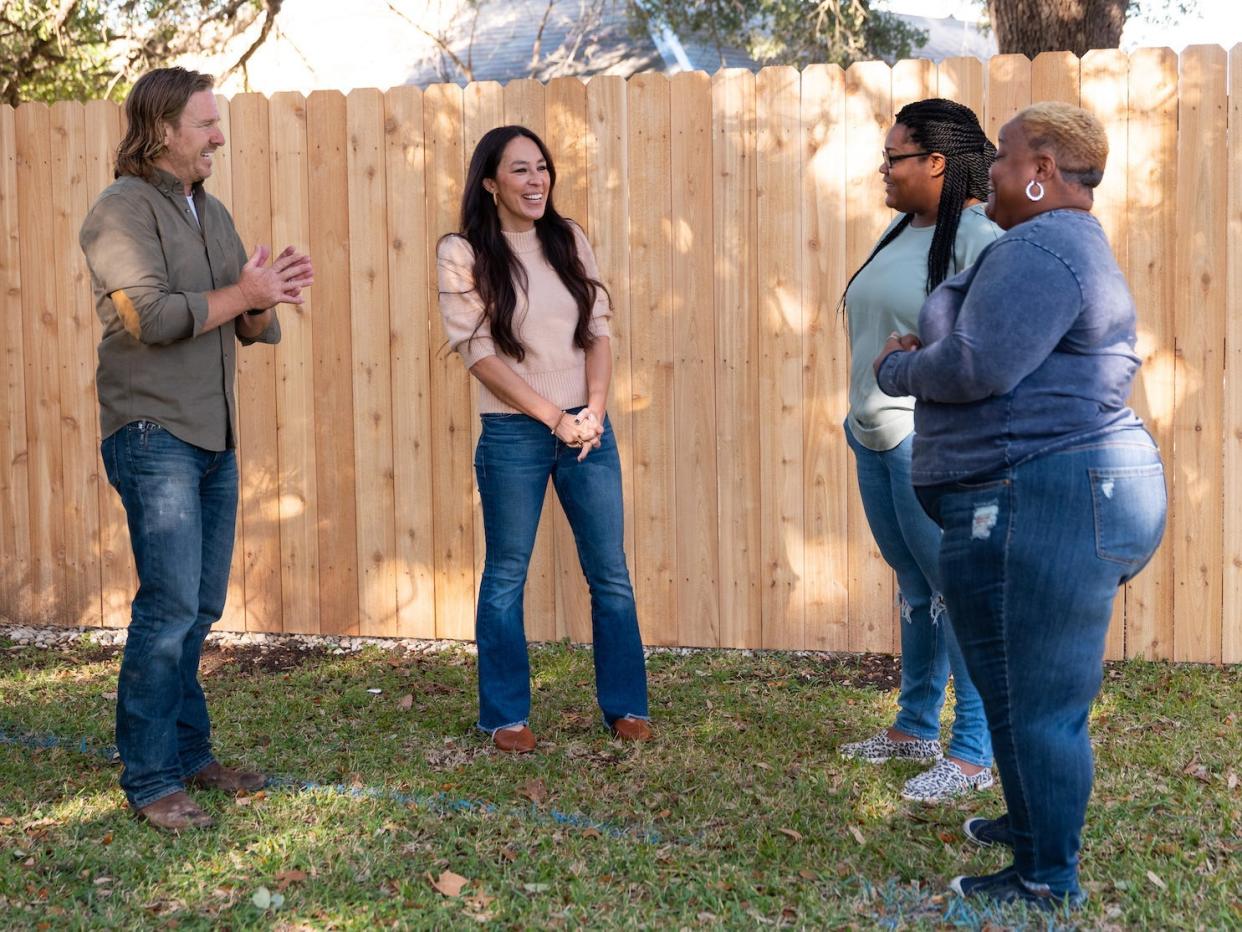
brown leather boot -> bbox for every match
[135,791,214,831]
[610,716,654,742]
[492,725,537,753]
[187,761,266,793]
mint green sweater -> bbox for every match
[846,204,1000,452]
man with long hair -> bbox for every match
[79,67,313,830]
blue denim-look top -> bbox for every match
[876,209,1144,485]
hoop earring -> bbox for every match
[491,190,498,208]
[1025,180,1045,202]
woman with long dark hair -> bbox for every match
[437,125,650,753]
[838,99,1000,802]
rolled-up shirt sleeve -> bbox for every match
[437,235,496,368]
[571,224,613,341]
[877,240,1084,403]
[79,192,208,345]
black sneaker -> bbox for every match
[963,814,1014,849]
[950,866,1087,913]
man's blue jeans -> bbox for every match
[473,411,648,732]
[845,423,991,767]
[919,431,1167,897]
[101,421,236,809]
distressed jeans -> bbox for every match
[845,422,991,766]
[919,430,1167,897]
[473,410,648,732]
[101,421,236,809]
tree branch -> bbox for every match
[386,0,475,81]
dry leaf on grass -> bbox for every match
[849,826,866,845]
[519,779,547,804]
[1146,870,1167,890]
[274,870,307,891]
[778,828,803,842]
[396,694,413,710]
[431,870,470,897]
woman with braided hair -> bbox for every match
[838,98,1000,803]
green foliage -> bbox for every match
[0,0,272,106]
[631,0,928,68]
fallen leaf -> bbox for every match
[275,869,307,891]
[778,828,803,842]
[397,694,414,710]
[431,870,469,897]
[93,877,113,885]
[849,825,866,845]
[101,691,117,700]
[1228,771,1238,791]
[523,882,551,894]
[581,827,601,839]
[0,817,13,826]
[798,869,817,880]
[1146,870,1167,890]
[100,833,113,845]
[519,779,547,805]
[500,846,519,862]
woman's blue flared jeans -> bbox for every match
[101,421,236,810]
[845,423,991,767]
[920,431,1167,898]
[473,411,648,732]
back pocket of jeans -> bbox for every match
[1090,465,1167,566]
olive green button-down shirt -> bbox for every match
[79,168,280,452]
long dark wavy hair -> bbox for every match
[841,98,995,307]
[443,125,605,362]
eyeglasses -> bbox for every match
[881,150,931,169]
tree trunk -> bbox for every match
[986,0,1129,57]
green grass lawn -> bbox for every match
[0,636,1238,930]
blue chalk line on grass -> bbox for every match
[0,724,669,845]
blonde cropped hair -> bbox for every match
[1014,102,1108,189]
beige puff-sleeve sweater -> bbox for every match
[437,224,611,414]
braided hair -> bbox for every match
[841,98,995,307]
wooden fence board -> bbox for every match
[545,76,595,644]
[345,89,399,637]
[1080,50,1128,659]
[269,92,320,636]
[585,74,639,637]
[502,78,558,644]
[1030,51,1081,104]
[83,100,133,629]
[1173,46,1227,663]
[938,57,985,117]
[670,70,720,648]
[15,103,66,625]
[985,54,1032,142]
[385,85,437,639]
[205,95,248,633]
[1226,43,1242,665]
[49,102,102,628]
[801,64,850,651]
[231,93,284,634]
[756,65,804,650]
[462,81,504,620]
[842,61,893,653]
[306,90,360,636]
[0,106,31,622]
[425,83,475,642]
[1124,48,1178,660]
[711,68,761,649]
[892,58,936,112]
[626,72,677,646]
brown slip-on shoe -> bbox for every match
[492,725,537,753]
[610,716,653,742]
[187,761,266,793]
[135,791,214,831]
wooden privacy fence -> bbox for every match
[1,47,1240,663]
